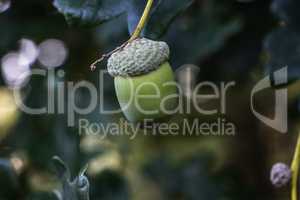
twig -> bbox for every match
[90,0,154,71]
[129,0,154,42]
[90,41,129,71]
[291,132,300,200]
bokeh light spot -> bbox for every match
[18,39,39,66]
[38,39,68,68]
[0,0,10,13]
[1,53,31,87]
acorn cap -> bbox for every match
[107,38,170,77]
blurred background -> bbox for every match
[0,0,299,199]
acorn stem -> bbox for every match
[129,0,154,41]
[291,132,300,200]
[90,0,154,71]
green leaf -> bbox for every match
[53,0,194,38]
[264,27,300,84]
[52,156,90,200]
[272,0,300,32]
[53,0,128,26]
[165,0,242,66]
[144,0,194,39]
[127,0,194,39]
[52,156,71,181]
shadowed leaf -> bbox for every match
[264,27,300,83]
[53,0,128,26]
[53,0,194,37]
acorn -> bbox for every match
[107,38,178,123]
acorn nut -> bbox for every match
[107,38,178,123]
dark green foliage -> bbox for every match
[143,155,223,200]
[271,0,300,31]
[53,0,195,39]
[265,27,300,83]
[128,0,195,39]
[89,170,129,200]
[52,156,90,200]
[265,0,300,83]
[164,0,242,67]
[0,0,295,200]
[53,0,128,26]
[0,159,19,199]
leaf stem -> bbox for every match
[129,0,154,41]
[291,132,300,200]
[90,0,154,70]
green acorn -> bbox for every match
[107,38,178,123]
